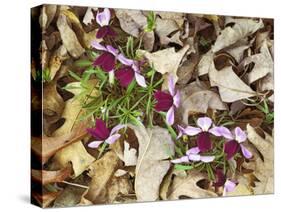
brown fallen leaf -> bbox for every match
[31,166,72,185]
[83,7,95,25]
[129,124,175,201]
[32,191,62,208]
[212,18,264,52]
[137,45,190,85]
[208,62,257,102]
[244,41,273,84]
[179,81,227,124]
[31,121,87,164]
[40,5,57,31]
[167,171,217,199]
[246,124,274,194]
[57,14,85,58]
[86,151,122,203]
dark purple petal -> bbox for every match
[87,119,110,140]
[93,52,115,72]
[224,140,240,160]
[214,169,226,187]
[154,91,174,112]
[96,26,117,39]
[197,132,212,152]
[115,66,135,87]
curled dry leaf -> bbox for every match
[83,7,95,25]
[179,81,227,124]
[212,17,264,52]
[32,121,87,164]
[53,141,95,178]
[209,62,257,103]
[31,166,72,185]
[129,124,175,202]
[167,171,217,199]
[244,41,273,84]
[40,5,57,31]
[49,45,69,80]
[57,14,85,58]
[138,44,189,85]
[86,151,122,203]
[115,9,155,51]
[246,124,274,194]
[32,191,62,208]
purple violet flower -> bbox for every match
[96,8,116,39]
[154,75,180,125]
[218,126,252,160]
[177,117,222,152]
[92,41,119,72]
[214,169,237,196]
[115,54,147,87]
[171,147,215,164]
[87,119,125,148]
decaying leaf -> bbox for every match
[180,81,227,124]
[86,151,122,203]
[212,17,264,52]
[49,45,69,80]
[57,14,85,58]
[40,5,57,30]
[246,124,274,194]
[31,166,72,185]
[32,191,62,208]
[130,124,175,201]
[209,62,257,102]
[53,141,95,177]
[83,7,95,25]
[244,41,273,84]
[167,171,217,199]
[138,45,189,84]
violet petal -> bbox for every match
[88,140,103,148]
[173,90,180,108]
[135,72,147,88]
[166,106,175,125]
[197,132,212,152]
[234,127,247,143]
[87,119,110,140]
[240,144,253,159]
[224,140,240,160]
[197,117,212,131]
[115,67,135,87]
[105,134,121,144]
[154,91,174,112]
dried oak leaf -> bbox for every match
[86,151,122,203]
[179,81,227,124]
[137,44,189,85]
[244,41,273,84]
[167,171,217,199]
[57,14,85,58]
[129,124,175,201]
[115,9,155,51]
[246,124,274,194]
[31,166,72,185]
[53,141,95,178]
[32,120,87,164]
[208,62,257,103]
[212,17,264,52]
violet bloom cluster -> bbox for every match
[87,119,125,148]
[95,8,116,39]
[154,75,180,125]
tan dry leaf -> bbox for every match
[49,45,69,80]
[180,81,227,124]
[168,171,217,199]
[83,7,95,25]
[40,5,57,30]
[155,11,184,27]
[212,18,264,52]
[209,62,256,102]
[245,41,273,84]
[32,191,62,208]
[129,124,175,201]
[86,151,122,203]
[123,141,138,166]
[246,124,274,194]
[31,166,72,185]
[53,141,95,177]
[138,45,190,84]
[57,14,85,58]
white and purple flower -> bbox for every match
[214,169,237,196]
[115,54,147,88]
[95,8,116,39]
[92,41,119,72]
[218,126,252,160]
[87,119,125,148]
[154,75,180,125]
[171,147,215,164]
[177,117,222,152]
